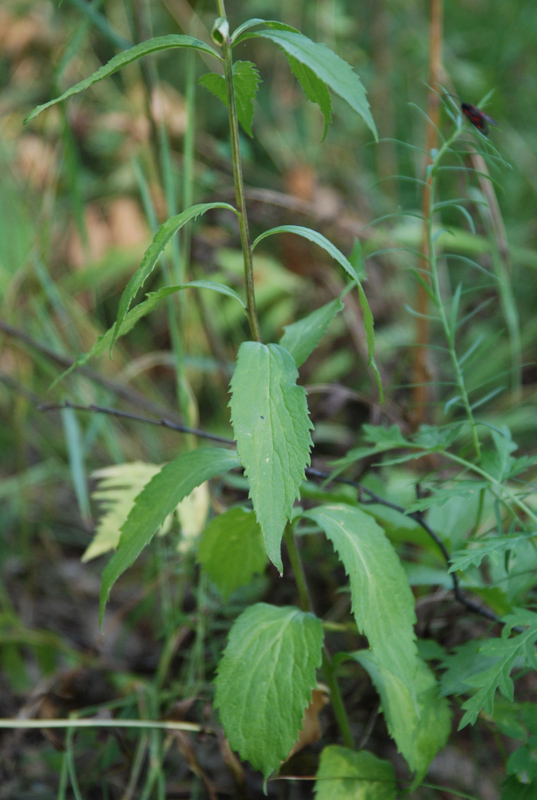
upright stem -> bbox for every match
[426,133,482,461]
[283,526,354,749]
[215,4,262,343]
[321,652,354,749]
[283,525,312,613]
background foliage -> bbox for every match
[1,0,537,797]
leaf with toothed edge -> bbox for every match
[347,650,451,788]
[99,447,240,624]
[50,279,245,387]
[214,603,323,780]
[315,746,397,800]
[109,203,238,356]
[302,503,419,691]
[233,28,377,140]
[229,342,313,572]
[24,35,221,124]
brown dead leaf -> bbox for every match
[97,110,150,143]
[67,198,149,268]
[217,729,245,791]
[107,197,150,249]
[1,8,55,59]
[17,135,57,189]
[151,84,187,137]
[284,164,317,203]
[285,685,329,761]
[171,730,218,800]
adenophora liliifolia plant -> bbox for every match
[22,1,537,794]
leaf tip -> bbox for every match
[272,559,284,577]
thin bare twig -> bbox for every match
[37,401,232,445]
[36,400,505,628]
[0,320,183,422]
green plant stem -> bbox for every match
[441,451,537,525]
[283,525,354,749]
[470,487,486,537]
[322,652,354,749]
[428,131,482,461]
[283,524,311,612]
[216,4,262,343]
[400,436,537,524]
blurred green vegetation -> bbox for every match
[1,0,537,797]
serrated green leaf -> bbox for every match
[99,447,239,623]
[214,603,323,779]
[412,424,463,450]
[280,298,343,367]
[24,35,221,124]
[229,342,313,572]
[488,542,537,606]
[237,29,377,139]
[332,423,413,472]
[350,651,451,787]
[314,745,396,800]
[491,428,518,476]
[406,481,488,515]
[362,424,411,448]
[372,451,426,467]
[233,61,261,137]
[479,430,515,482]
[198,72,227,103]
[286,54,332,140]
[440,640,497,697]
[110,203,237,355]
[197,506,267,599]
[459,614,537,728]
[417,638,447,662]
[506,453,537,480]
[199,61,261,137]
[52,278,245,386]
[302,504,418,687]
[449,535,529,573]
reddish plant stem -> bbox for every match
[411,0,444,428]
